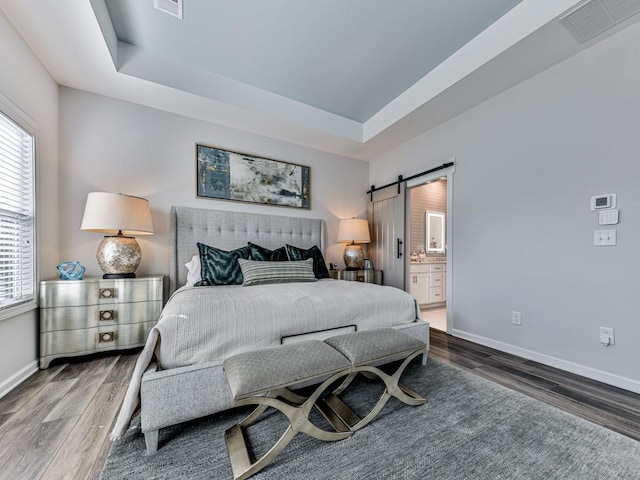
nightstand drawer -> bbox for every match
[98,278,163,304]
[336,270,383,284]
[40,277,163,308]
[40,300,163,331]
[40,320,156,359]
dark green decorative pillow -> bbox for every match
[285,244,330,279]
[238,258,316,286]
[195,243,250,286]
[247,242,289,262]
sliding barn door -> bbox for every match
[367,183,406,289]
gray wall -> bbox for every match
[371,21,640,391]
[0,9,59,394]
[58,88,370,279]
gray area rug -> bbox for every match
[101,358,640,479]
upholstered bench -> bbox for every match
[223,328,427,480]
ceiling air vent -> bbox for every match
[153,0,183,19]
[562,0,640,43]
[601,0,640,21]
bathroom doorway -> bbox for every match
[406,176,449,332]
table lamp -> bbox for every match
[337,218,370,270]
[80,192,154,278]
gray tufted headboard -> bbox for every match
[169,206,325,294]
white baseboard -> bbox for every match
[451,329,640,395]
[0,361,39,400]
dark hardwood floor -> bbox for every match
[0,330,639,479]
[428,329,640,442]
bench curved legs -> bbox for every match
[224,331,428,480]
[225,370,354,480]
[321,349,427,432]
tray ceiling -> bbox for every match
[2,0,639,159]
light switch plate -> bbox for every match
[593,229,616,246]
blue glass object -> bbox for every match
[57,261,86,280]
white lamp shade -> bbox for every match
[337,218,370,244]
[80,192,154,236]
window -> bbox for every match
[0,107,35,313]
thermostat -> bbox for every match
[590,193,616,211]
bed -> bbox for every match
[111,206,430,453]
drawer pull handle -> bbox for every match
[99,331,115,343]
[99,288,115,299]
[99,310,115,321]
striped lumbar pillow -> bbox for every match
[238,258,316,286]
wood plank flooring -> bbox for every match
[428,330,640,442]
[0,352,137,480]
[0,331,638,479]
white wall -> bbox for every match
[0,10,59,394]
[370,21,640,391]
[58,88,369,281]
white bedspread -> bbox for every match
[155,279,421,369]
[111,279,421,438]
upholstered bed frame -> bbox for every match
[168,206,326,294]
[137,206,429,454]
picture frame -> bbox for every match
[196,144,310,209]
[363,258,373,270]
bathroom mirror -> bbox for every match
[426,211,445,253]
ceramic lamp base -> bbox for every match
[97,235,141,277]
[343,244,364,270]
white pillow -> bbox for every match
[185,254,201,285]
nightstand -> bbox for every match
[336,269,383,285]
[39,275,163,368]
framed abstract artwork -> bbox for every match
[196,144,310,209]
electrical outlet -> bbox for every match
[511,311,522,326]
[599,327,615,346]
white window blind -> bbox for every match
[0,109,35,311]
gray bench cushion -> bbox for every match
[324,328,426,366]
[224,340,351,399]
